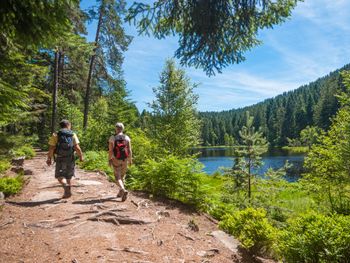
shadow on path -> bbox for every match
[72,196,118,205]
[40,185,83,190]
[6,198,66,207]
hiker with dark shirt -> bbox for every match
[108,122,132,201]
[47,119,84,198]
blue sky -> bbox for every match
[81,0,350,112]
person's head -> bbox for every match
[115,122,124,134]
[59,119,71,130]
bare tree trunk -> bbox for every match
[58,51,64,88]
[248,158,251,202]
[51,49,60,134]
[83,3,104,129]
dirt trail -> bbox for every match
[0,152,262,263]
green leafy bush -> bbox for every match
[206,201,236,220]
[0,159,11,174]
[79,151,113,179]
[128,155,204,205]
[219,207,277,255]
[127,128,159,165]
[279,213,350,263]
[0,176,24,196]
[10,145,36,159]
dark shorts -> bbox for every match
[55,157,75,179]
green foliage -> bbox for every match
[304,70,350,215]
[282,146,309,153]
[127,129,159,165]
[0,0,80,48]
[79,151,114,180]
[0,160,11,174]
[219,207,276,255]
[127,0,299,75]
[10,145,36,159]
[128,155,204,205]
[300,125,322,149]
[148,60,201,156]
[224,112,268,201]
[0,176,24,196]
[279,213,350,263]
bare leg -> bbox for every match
[66,179,72,187]
[115,172,126,191]
[57,177,66,186]
[62,178,72,198]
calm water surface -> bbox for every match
[193,147,305,181]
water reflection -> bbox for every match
[193,147,305,182]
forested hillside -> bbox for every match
[200,64,350,146]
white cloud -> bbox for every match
[122,0,350,112]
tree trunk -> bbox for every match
[58,51,64,88]
[83,3,104,129]
[51,49,60,134]
[248,159,251,202]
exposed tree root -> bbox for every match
[107,247,149,255]
[88,211,153,225]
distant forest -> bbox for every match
[199,64,350,146]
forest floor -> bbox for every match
[0,151,275,263]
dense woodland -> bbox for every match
[1,1,350,261]
[200,64,350,146]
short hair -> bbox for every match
[115,122,124,130]
[59,119,70,128]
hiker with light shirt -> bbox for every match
[108,122,132,201]
[47,119,84,198]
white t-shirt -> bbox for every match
[109,133,131,145]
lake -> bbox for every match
[193,147,305,182]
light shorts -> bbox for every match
[112,159,128,180]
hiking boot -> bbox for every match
[117,189,123,198]
[63,185,72,198]
[121,190,128,202]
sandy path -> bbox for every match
[0,152,244,263]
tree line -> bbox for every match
[199,63,350,146]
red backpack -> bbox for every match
[113,134,129,160]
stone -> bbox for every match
[77,180,103,186]
[31,191,62,201]
[0,192,5,200]
[196,248,219,258]
[211,230,240,253]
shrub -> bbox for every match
[10,145,36,159]
[279,213,350,263]
[79,151,113,179]
[129,155,204,205]
[219,207,277,255]
[0,176,24,196]
[206,201,236,220]
[127,129,159,165]
[0,159,11,174]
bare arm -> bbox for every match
[108,141,115,166]
[74,144,84,161]
[128,141,133,165]
[46,146,56,166]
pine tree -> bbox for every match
[149,60,201,156]
[231,112,268,201]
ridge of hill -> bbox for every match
[200,63,350,146]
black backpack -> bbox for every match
[113,134,129,160]
[56,130,75,158]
